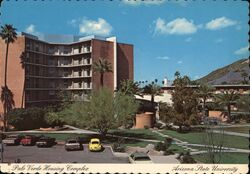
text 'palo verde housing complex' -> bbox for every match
[0,33,133,111]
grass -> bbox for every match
[160,130,249,149]
[193,153,249,164]
[220,126,250,134]
[109,129,164,141]
[168,144,187,154]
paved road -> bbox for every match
[3,144,128,163]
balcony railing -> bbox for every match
[26,47,92,56]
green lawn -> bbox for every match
[220,126,250,134]
[168,144,187,154]
[193,153,249,164]
[109,129,164,141]
[160,130,249,149]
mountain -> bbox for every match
[197,58,249,85]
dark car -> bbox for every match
[2,134,24,145]
[36,136,56,147]
[203,117,220,125]
[65,139,83,151]
[20,135,41,146]
[128,152,153,164]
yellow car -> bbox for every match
[88,138,102,152]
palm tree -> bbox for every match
[143,83,161,109]
[215,90,240,122]
[197,83,215,117]
[174,71,180,79]
[0,24,17,86]
[20,52,26,108]
[0,24,17,131]
[119,79,142,96]
[93,58,112,87]
[1,86,15,130]
[143,83,162,124]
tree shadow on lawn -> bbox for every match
[109,130,159,140]
[100,135,149,147]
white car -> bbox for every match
[65,139,83,151]
[128,152,153,164]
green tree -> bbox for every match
[52,88,138,136]
[93,59,112,87]
[197,83,215,116]
[215,90,240,122]
[114,92,139,128]
[159,102,174,125]
[0,24,17,131]
[8,107,47,130]
[171,73,199,132]
[237,95,250,112]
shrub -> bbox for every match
[164,137,173,149]
[177,152,184,159]
[155,142,166,151]
[112,137,125,152]
[163,149,174,155]
[144,125,149,129]
[154,122,162,129]
[112,143,125,152]
[8,107,48,130]
[181,154,196,163]
[178,151,196,163]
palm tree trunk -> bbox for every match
[203,97,206,117]
[227,104,231,122]
[4,42,9,86]
[100,73,104,87]
[3,42,9,132]
[21,79,25,108]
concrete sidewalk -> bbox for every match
[213,130,249,138]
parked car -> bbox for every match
[2,134,24,145]
[65,139,83,151]
[88,138,102,152]
[36,136,56,147]
[128,152,153,164]
[20,135,41,146]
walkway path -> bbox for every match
[4,125,99,135]
[212,130,249,138]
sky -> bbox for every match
[0,0,249,82]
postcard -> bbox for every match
[0,0,249,173]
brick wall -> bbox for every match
[117,43,134,88]
[0,37,25,113]
[91,39,114,90]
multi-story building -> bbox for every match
[0,33,133,111]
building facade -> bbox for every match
[0,33,133,111]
